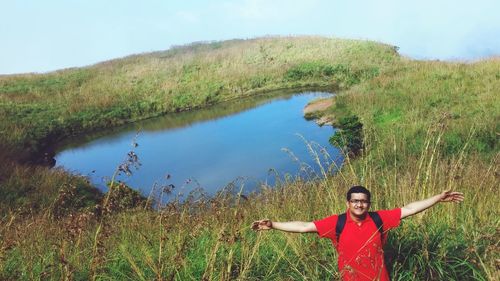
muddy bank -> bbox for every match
[303,98,335,126]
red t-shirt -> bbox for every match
[314,208,401,281]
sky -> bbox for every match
[1,0,499,74]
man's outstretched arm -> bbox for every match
[401,190,464,219]
[251,219,317,233]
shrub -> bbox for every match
[104,182,149,212]
[284,62,379,87]
[329,114,364,156]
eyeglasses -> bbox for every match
[349,199,370,205]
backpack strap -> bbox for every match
[335,213,347,242]
[335,212,384,243]
[368,211,384,242]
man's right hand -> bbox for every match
[251,219,272,231]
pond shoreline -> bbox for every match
[32,85,337,169]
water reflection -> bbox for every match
[57,89,307,151]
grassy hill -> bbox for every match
[0,36,498,280]
[0,36,396,162]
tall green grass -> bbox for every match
[0,130,497,280]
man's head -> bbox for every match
[346,185,371,218]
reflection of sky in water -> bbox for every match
[55,92,342,198]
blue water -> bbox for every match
[55,91,343,199]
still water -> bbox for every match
[55,91,343,198]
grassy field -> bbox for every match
[0,36,498,280]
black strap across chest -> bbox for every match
[335,212,384,242]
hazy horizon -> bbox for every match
[1,0,499,75]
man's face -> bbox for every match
[346,192,370,218]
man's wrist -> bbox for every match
[437,193,445,202]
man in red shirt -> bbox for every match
[251,186,464,280]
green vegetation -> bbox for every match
[0,36,498,280]
[284,62,379,87]
[329,114,364,156]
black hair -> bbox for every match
[346,185,371,202]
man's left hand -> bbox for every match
[439,190,464,203]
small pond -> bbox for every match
[55,91,343,199]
